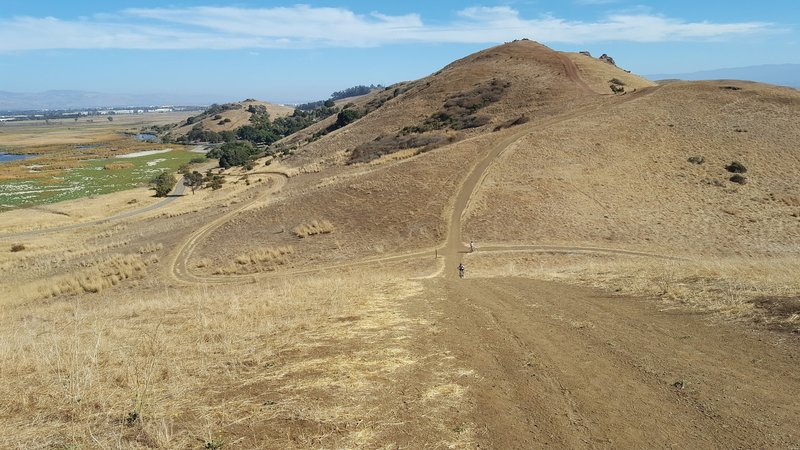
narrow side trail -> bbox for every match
[167,172,289,284]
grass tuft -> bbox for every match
[292,220,335,238]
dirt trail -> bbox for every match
[167,172,289,284]
[421,277,799,447]
[557,53,598,94]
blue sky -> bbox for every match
[1,1,797,104]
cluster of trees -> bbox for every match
[310,106,363,141]
[231,106,337,145]
[185,124,230,143]
[174,89,379,168]
[296,99,335,111]
[330,84,382,101]
[179,102,338,147]
[207,141,258,168]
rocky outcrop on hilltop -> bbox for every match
[599,54,617,66]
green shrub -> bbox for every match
[149,171,176,197]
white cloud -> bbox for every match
[0,5,783,51]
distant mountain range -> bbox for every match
[647,64,800,88]
[0,90,225,111]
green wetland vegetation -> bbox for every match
[0,148,198,211]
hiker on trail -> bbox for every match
[458,263,465,278]
[470,240,475,253]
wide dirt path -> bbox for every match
[421,277,799,448]
[429,73,800,447]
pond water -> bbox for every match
[133,133,158,142]
[0,153,39,163]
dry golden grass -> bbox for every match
[0,188,160,234]
[211,246,295,274]
[137,243,164,254]
[465,80,800,257]
[2,39,799,448]
[291,219,335,238]
[235,246,294,265]
[0,266,469,448]
[36,253,158,299]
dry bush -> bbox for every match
[138,242,164,254]
[10,243,25,252]
[38,254,158,299]
[292,220,335,238]
[235,246,294,265]
[211,264,238,275]
[95,224,127,239]
[212,246,295,274]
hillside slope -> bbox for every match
[284,40,628,166]
[197,39,799,267]
[465,79,800,257]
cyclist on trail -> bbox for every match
[458,263,465,278]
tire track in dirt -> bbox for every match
[557,52,598,95]
[476,244,686,261]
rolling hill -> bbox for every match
[198,39,799,268]
[169,99,295,139]
[648,64,800,88]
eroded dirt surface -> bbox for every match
[415,276,799,448]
